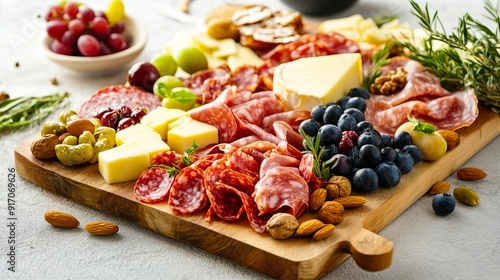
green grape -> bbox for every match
[175,47,208,74]
[153,75,184,98]
[150,53,178,77]
[106,0,126,25]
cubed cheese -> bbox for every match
[212,38,237,58]
[167,115,192,130]
[273,53,363,111]
[115,124,161,146]
[98,140,152,184]
[140,107,187,140]
[167,120,218,153]
[227,44,264,71]
[319,14,364,33]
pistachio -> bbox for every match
[453,186,480,206]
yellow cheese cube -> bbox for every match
[191,31,220,50]
[167,115,192,130]
[140,107,187,141]
[319,14,364,33]
[273,53,363,111]
[227,44,264,71]
[167,120,218,153]
[115,124,161,146]
[98,140,151,184]
[212,38,237,58]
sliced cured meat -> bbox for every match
[79,85,161,119]
[184,65,232,104]
[188,102,240,143]
[168,166,207,214]
[259,154,300,178]
[151,151,183,166]
[225,147,260,177]
[299,153,323,192]
[205,181,246,221]
[261,110,310,132]
[231,97,284,125]
[365,57,479,135]
[134,167,174,203]
[271,121,305,151]
[232,65,259,93]
[253,166,309,217]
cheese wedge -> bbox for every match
[273,53,363,111]
[167,119,218,154]
[140,107,187,141]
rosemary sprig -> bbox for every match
[0,92,70,133]
[363,43,394,90]
[299,128,332,181]
[396,0,500,112]
[154,140,199,178]
[374,15,398,28]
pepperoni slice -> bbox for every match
[168,166,207,214]
[134,167,174,203]
[79,85,161,119]
[188,103,239,143]
[152,151,183,166]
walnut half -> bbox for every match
[370,67,407,95]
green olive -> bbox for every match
[55,143,94,166]
[41,122,66,136]
[88,138,110,164]
[58,110,78,125]
[94,126,116,149]
[90,118,101,128]
[62,135,78,145]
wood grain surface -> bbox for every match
[14,105,500,279]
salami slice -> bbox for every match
[188,103,239,143]
[168,166,207,214]
[231,97,284,125]
[79,85,161,119]
[134,167,174,203]
[205,181,246,221]
[259,154,300,178]
[253,166,309,217]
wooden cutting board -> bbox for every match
[14,105,500,279]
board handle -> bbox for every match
[342,228,394,271]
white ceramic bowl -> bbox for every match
[43,16,147,74]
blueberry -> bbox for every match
[355,121,374,134]
[330,154,352,176]
[357,129,383,147]
[380,133,392,147]
[432,193,456,216]
[392,131,413,150]
[359,144,381,167]
[348,146,362,168]
[337,113,357,131]
[299,119,321,138]
[375,162,401,188]
[395,150,414,174]
[318,124,342,146]
[320,145,339,163]
[323,104,343,125]
[311,105,326,124]
[337,96,351,109]
[381,147,397,162]
[402,145,423,164]
[352,168,379,192]
[347,87,371,99]
[344,97,367,113]
[343,108,365,123]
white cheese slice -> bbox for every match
[273,53,363,111]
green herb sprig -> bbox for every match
[396,0,500,112]
[299,128,333,181]
[0,92,70,133]
[152,140,199,178]
[363,43,394,90]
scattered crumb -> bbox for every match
[0,91,10,101]
[50,77,59,85]
[15,62,19,67]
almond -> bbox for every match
[66,119,96,137]
[84,221,119,236]
[333,196,367,208]
[457,167,487,181]
[44,210,80,228]
[309,188,327,211]
[312,224,336,241]
[429,181,451,194]
[437,130,460,150]
[296,219,325,236]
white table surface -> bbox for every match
[1,0,499,279]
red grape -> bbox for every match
[110,21,125,33]
[127,62,161,92]
[94,107,113,119]
[99,42,112,56]
[50,40,73,55]
[64,2,79,18]
[106,33,127,52]
[117,106,132,118]
[131,107,147,123]
[45,5,64,21]
[61,30,77,47]
[79,6,95,23]
[92,16,109,34]
[95,11,108,21]
[101,111,119,129]
[46,19,67,40]
[117,117,136,131]
[77,34,100,56]
[68,19,85,35]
